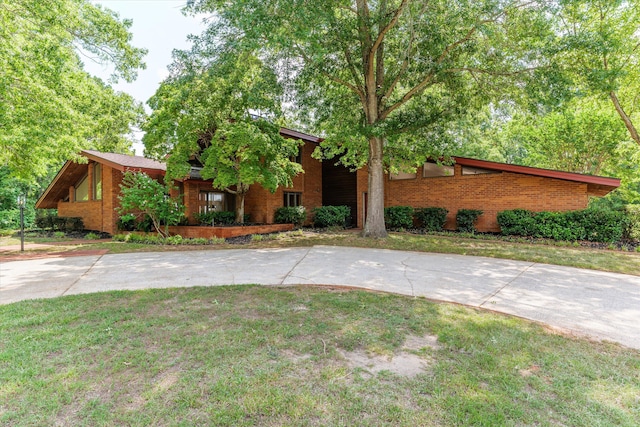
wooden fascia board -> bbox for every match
[35,160,73,209]
[81,151,126,172]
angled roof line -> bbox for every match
[452,156,621,188]
[82,150,166,173]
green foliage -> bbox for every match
[165,234,183,245]
[193,211,236,226]
[117,172,184,238]
[456,209,483,233]
[112,233,224,245]
[274,206,306,226]
[497,208,628,243]
[144,49,302,224]
[384,206,415,230]
[415,207,449,232]
[626,205,640,241]
[312,206,351,228]
[84,232,99,240]
[1,0,146,180]
[34,210,57,231]
[116,214,137,231]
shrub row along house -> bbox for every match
[35,127,620,236]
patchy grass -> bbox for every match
[1,286,639,426]
[2,230,639,276]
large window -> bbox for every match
[93,163,102,200]
[75,175,89,202]
[290,150,302,164]
[284,192,302,207]
[423,162,454,178]
[199,191,226,213]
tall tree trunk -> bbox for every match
[610,91,640,146]
[363,136,388,238]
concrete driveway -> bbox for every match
[2,246,639,350]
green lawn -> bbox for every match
[2,286,639,426]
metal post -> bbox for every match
[17,194,25,252]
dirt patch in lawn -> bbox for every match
[339,334,441,378]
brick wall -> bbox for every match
[244,140,322,224]
[384,164,589,232]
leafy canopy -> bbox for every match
[144,49,303,223]
[0,0,146,181]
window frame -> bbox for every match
[93,163,102,200]
[283,191,302,207]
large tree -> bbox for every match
[185,0,562,237]
[144,51,303,223]
[0,0,146,180]
[553,0,640,147]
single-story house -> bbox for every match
[36,127,621,235]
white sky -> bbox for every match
[85,0,208,154]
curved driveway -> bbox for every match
[2,246,640,350]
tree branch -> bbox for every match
[610,91,640,146]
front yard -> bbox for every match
[2,286,639,426]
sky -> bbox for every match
[85,0,208,153]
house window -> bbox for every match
[423,162,454,178]
[462,166,500,175]
[389,171,417,180]
[75,175,89,201]
[284,192,302,207]
[290,150,302,164]
[93,163,102,200]
[199,191,226,213]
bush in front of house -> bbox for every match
[497,208,628,243]
[384,206,414,230]
[193,211,236,226]
[625,205,640,241]
[274,206,306,226]
[456,209,483,233]
[112,233,225,245]
[34,212,83,232]
[312,205,351,228]
[414,207,448,232]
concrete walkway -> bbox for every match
[2,246,639,349]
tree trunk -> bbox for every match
[362,136,388,238]
[235,193,245,224]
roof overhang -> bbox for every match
[453,157,621,195]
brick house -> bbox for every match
[36,128,620,235]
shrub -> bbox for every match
[274,206,306,226]
[194,211,236,225]
[625,205,640,241]
[384,206,414,229]
[117,214,137,231]
[497,208,627,243]
[187,237,210,245]
[112,234,127,242]
[414,207,448,232]
[456,209,483,233]
[84,232,99,240]
[66,217,83,231]
[53,231,66,238]
[34,210,57,230]
[313,205,351,228]
[136,215,154,233]
[165,234,183,245]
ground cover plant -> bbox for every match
[1,286,639,426]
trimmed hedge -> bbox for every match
[35,214,83,232]
[274,206,306,226]
[415,207,448,232]
[497,208,628,243]
[193,211,236,226]
[456,209,483,233]
[313,205,351,228]
[384,206,414,229]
